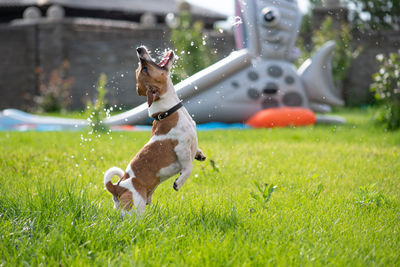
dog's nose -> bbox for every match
[136,47,144,55]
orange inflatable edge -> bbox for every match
[245,107,316,128]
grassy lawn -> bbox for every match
[0,109,399,266]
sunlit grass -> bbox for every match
[0,109,399,266]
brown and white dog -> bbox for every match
[104,46,206,215]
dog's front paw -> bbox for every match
[195,152,206,161]
[173,181,179,191]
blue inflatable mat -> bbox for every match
[196,122,249,130]
[0,111,249,132]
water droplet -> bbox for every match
[232,16,243,26]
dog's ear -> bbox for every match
[159,50,175,72]
[146,87,160,107]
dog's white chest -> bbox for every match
[151,109,197,181]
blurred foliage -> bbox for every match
[169,10,214,84]
[370,51,400,130]
[299,13,312,37]
[34,61,74,113]
[346,0,400,30]
[297,17,361,86]
[86,73,109,133]
[309,0,323,7]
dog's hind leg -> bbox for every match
[146,185,158,205]
[129,179,147,218]
[195,148,206,161]
[135,201,146,218]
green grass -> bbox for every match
[0,109,399,266]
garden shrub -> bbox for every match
[347,0,400,30]
[370,51,400,130]
[86,73,109,133]
[34,61,74,113]
[169,7,214,84]
[297,17,361,90]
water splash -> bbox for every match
[232,16,243,26]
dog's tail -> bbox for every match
[104,167,124,194]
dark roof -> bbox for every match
[0,0,226,20]
[0,0,37,6]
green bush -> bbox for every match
[370,51,400,130]
[34,61,74,113]
[86,73,109,133]
[169,9,214,84]
[297,17,361,88]
[347,0,400,30]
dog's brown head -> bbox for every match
[136,46,175,107]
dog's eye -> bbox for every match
[142,66,148,73]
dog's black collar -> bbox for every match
[152,102,183,121]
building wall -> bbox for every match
[61,21,172,109]
[0,24,37,110]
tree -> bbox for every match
[297,17,361,88]
[346,0,400,30]
[169,7,214,84]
